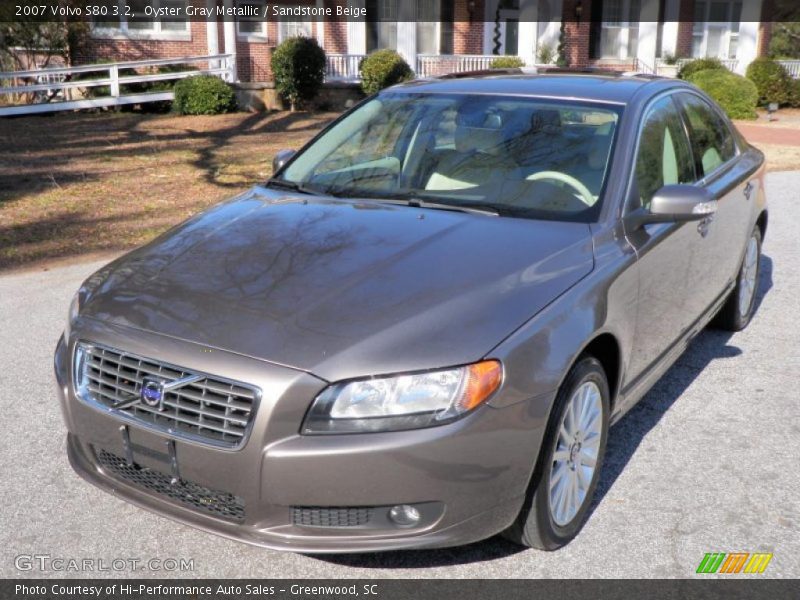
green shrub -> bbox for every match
[490,56,525,69]
[359,49,413,95]
[789,78,800,108]
[271,36,326,111]
[678,57,726,80]
[536,43,556,65]
[687,69,758,120]
[745,57,792,106]
[172,75,236,115]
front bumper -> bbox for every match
[56,320,550,553]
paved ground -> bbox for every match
[735,122,800,147]
[1,172,798,579]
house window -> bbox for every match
[416,0,439,55]
[278,15,312,41]
[93,0,189,37]
[237,0,267,37]
[366,0,398,51]
[692,1,742,59]
[600,0,641,60]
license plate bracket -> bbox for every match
[120,424,181,484]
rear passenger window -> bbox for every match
[634,96,695,209]
[677,93,736,177]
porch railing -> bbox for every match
[325,54,364,82]
[416,54,522,78]
[0,54,234,117]
[777,60,800,79]
[655,57,739,77]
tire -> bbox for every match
[714,226,762,332]
[502,356,610,550]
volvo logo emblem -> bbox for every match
[141,379,165,409]
[113,373,204,411]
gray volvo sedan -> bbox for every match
[55,72,767,552]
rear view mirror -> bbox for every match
[627,185,717,229]
[272,149,296,175]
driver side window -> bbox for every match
[634,96,695,209]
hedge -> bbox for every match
[687,69,758,120]
[271,36,327,111]
[745,58,793,106]
[172,75,237,115]
[489,56,525,69]
[678,57,726,80]
[359,49,413,95]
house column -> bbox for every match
[518,0,538,64]
[736,0,763,74]
[222,0,237,82]
[346,0,366,54]
[660,0,680,57]
[636,0,660,72]
[205,0,219,69]
[315,0,325,48]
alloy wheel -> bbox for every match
[548,381,603,527]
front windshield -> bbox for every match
[279,92,622,222]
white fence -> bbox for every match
[777,60,800,79]
[0,54,234,117]
[417,54,519,78]
[325,54,364,82]
[325,53,528,82]
[655,57,739,77]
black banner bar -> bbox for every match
[3,579,800,600]
[2,0,800,23]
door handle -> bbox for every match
[744,181,754,201]
[697,215,714,238]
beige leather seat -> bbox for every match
[425,113,518,192]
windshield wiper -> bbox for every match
[265,179,321,195]
[357,190,501,216]
[404,198,500,217]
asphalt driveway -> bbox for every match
[1,172,798,579]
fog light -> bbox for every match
[388,504,421,527]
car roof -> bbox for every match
[390,72,683,105]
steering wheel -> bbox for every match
[526,171,595,207]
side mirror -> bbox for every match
[626,185,717,229]
[272,149,296,174]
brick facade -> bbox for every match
[453,0,485,54]
[562,0,592,67]
[74,0,774,84]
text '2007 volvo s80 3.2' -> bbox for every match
[55,70,767,553]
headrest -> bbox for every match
[454,109,505,154]
[529,109,562,134]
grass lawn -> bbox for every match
[0,110,336,271]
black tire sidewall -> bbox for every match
[528,356,610,549]
[735,227,762,330]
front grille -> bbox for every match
[75,342,259,448]
[292,506,373,528]
[96,448,245,522]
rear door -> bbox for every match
[674,92,753,318]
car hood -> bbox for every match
[81,187,594,382]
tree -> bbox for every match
[0,2,89,72]
[769,24,800,59]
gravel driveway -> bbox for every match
[1,172,798,579]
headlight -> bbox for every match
[64,291,80,340]
[302,360,503,435]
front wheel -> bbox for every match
[503,356,609,550]
[714,226,762,331]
